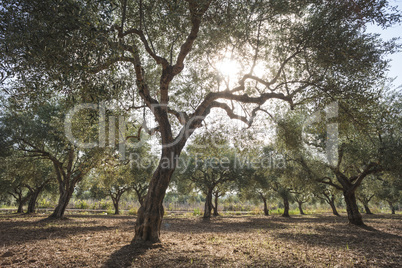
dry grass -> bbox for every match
[0,213,401,267]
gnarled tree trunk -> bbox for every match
[133,158,176,243]
[10,187,30,214]
[112,196,120,215]
[110,188,128,215]
[297,201,305,215]
[259,194,269,216]
[263,198,269,216]
[27,189,40,214]
[49,182,74,219]
[343,190,364,225]
[203,188,213,219]
[212,191,219,216]
[328,199,340,216]
[27,182,48,214]
[17,195,29,213]
[282,195,290,217]
[363,204,373,215]
[133,186,147,206]
[17,202,24,213]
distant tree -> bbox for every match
[97,160,133,215]
[0,102,104,218]
[0,153,54,213]
[286,164,314,215]
[129,146,155,206]
[211,182,232,216]
[356,175,379,214]
[235,147,271,216]
[24,159,54,214]
[313,184,341,216]
[91,145,154,214]
[374,174,401,214]
[275,89,402,225]
[292,190,310,215]
[238,174,273,216]
[177,134,237,218]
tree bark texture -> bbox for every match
[133,155,177,243]
[343,190,364,225]
[213,192,219,216]
[49,182,74,219]
[203,188,213,219]
[297,201,305,215]
[363,204,373,215]
[17,200,25,213]
[16,191,30,213]
[27,190,40,214]
[282,195,290,217]
[261,196,269,216]
[27,182,48,214]
[112,196,120,215]
[328,199,340,216]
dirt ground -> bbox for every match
[0,213,401,267]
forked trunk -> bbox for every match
[213,193,219,216]
[49,184,74,219]
[203,188,213,219]
[328,199,340,216]
[282,195,290,217]
[133,163,175,243]
[343,190,364,225]
[297,201,305,215]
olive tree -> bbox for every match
[1,0,399,241]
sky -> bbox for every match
[366,0,402,89]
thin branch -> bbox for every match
[121,0,127,32]
[167,107,189,125]
[172,0,212,75]
[118,27,169,67]
[209,101,249,126]
[89,56,136,74]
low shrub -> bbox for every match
[128,207,138,215]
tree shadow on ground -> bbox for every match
[160,216,290,234]
[102,242,159,268]
[160,214,402,249]
[0,216,129,247]
[69,214,136,220]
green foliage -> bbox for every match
[128,207,138,216]
[76,200,89,210]
[99,199,113,210]
[193,208,201,216]
[38,198,52,208]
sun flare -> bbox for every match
[216,58,241,78]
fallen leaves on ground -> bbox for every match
[0,213,401,267]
